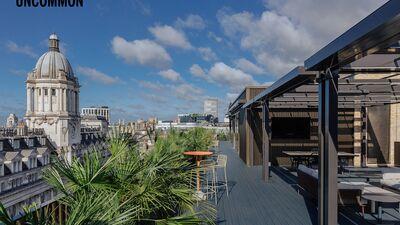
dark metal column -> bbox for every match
[317,71,338,225]
[232,114,236,150]
[229,116,232,133]
[262,100,271,182]
[361,106,368,167]
[247,108,254,166]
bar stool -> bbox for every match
[214,154,229,197]
[200,161,217,204]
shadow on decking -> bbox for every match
[216,141,320,225]
[271,167,400,225]
[271,167,318,225]
[215,141,400,225]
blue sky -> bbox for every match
[0,0,386,123]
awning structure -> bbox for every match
[239,66,400,109]
[228,1,400,224]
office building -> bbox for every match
[81,106,110,123]
[204,99,218,121]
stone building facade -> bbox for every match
[25,34,81,162]
[0,34,108,220]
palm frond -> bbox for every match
[0,203,16,225]
[2,132,216,225]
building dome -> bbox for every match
[49,33,58,40]
[33,34,74,79]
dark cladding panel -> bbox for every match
[367,105,391,165]
[252,109,264,165]
[238,108,247,163]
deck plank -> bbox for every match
[215,141,369,225]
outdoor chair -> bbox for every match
[338,188,366,217]
[214,154,229,197]
[200,161,218,204]
[198,154,229,203]
[380,172,400,193]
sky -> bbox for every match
[0,0,387,123]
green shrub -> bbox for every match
[182,128,214,151]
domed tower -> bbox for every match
[25,34,81,158]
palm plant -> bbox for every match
[0,135,215,225]
[182,128,214,152]
[0,202,55,225]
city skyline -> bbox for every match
[0,0,386,123]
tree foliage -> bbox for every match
[0,134,215,225]
[181,128,214,152]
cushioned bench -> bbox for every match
[297,165,318,200]
[297,165,367,215]
[380,172,400,193]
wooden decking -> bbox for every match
[215,141,376,225]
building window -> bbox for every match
[44,89,48,96]
[52,89,56,96]
[38,89,41,95]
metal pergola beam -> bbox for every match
[242,67,316,109]
[241,72,400,111]
[304,0,400,71]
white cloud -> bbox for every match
[77,66,121,85]
[138,80,164,92]
[234,58,264,75]
[189,64,206,78]
[137,79,204,102]
[111,36,172,69]
[149,25,193,49]
[173,83,203,101]
[193,62,257,92]
[198,47,218,62]
[217,9,313,75]
[6,41,37,58]
[217,1,386,76]
[265,0,387,44]
[255,52,297,77]
[226,92,239,102]
[158,69,181,82]
[140,93,168,104]
[261,81,275,86]
[175,14,206,30]
[132,0,151,16]
[208,62,257,91]
[208,32,223,43]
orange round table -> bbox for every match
[183,151,213,191]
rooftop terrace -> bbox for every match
[216,141,400,225]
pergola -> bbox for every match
[236,1,400,224]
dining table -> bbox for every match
[361,186,400,221]
[183,151,213,192]
[282,151,356,169]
